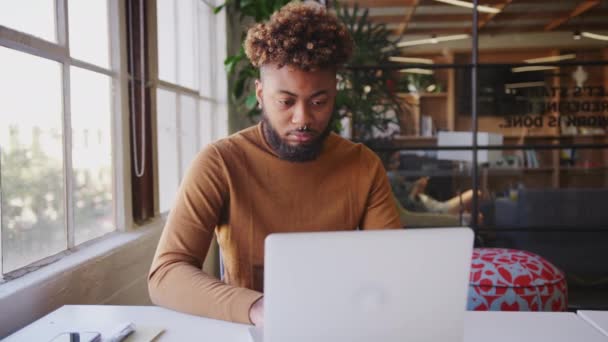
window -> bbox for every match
[0,1,56,43]
[0,1,122,275]
[155,0,229,213]
[357,0,608,309]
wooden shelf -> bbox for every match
[393,134,606,143]
[504,134,606,140]
[560,166,608,172]
[485,167,554,174]
[393,135,437,141]
[392,135,437,148]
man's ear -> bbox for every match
[255,79,263,107]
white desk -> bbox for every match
[2,306,252,342]
[4,306,608,342]
[578,310,608,337]
[464,311,607,342]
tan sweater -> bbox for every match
[148,124,401,324]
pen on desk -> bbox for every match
[106,322,135,342]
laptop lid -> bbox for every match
[263,228,474,342]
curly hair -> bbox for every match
[244,2,354,71]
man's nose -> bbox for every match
[291,102,311,125]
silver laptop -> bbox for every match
[250,227,474,342]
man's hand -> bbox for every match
[249,297,264,326]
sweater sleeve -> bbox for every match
[148,144,263,324]
[359,151,402,230]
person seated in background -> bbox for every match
[386,151,481,220]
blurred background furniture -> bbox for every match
[493,188,608,289]
[467,248,567,312]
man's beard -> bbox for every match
[261,113,330,162]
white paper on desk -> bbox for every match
[122,326,165,342]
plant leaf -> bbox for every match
[213,4,226,14]
[245,93,258,110]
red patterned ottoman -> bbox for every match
[467,248,568,311]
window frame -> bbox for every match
[149,0,230,215]
[0,0,131,279]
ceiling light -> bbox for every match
[581,31,608,41]
[400,68,434,75]
[511,66,558,73]
[573,30,582,40]
[524,54,576,63]
[389,56,435,64]
[397,34,470,48]
[433,0,501,14]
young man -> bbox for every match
[148,2,401,326]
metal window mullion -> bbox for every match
[147,0,161,217]
[70,57,116,77]
[61,10,76,251]
[57,0,75,249]
[193,1,201,148]
[193,0,200,96]
[176,94,183,181]
[207,5,218,141]
[173,0,180,88]
[471,0,479,230]
[109,0,130,231]
[168,0,185,182]
[157,80,203,99]
[0,25,67,62]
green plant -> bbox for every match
[214,1,404,141]
[333,2,403,141]
[215,0,292,120]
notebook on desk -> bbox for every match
[249,227,474,342]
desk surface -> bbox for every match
[4,306,608,342]
[579,310,608,337]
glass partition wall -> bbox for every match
[339,0,608,309]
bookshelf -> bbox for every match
[391,134,608,190]
[396,53,455,136]
[390,47,608,193]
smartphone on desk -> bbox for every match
[49,331,101,342]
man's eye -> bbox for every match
[278,99,293,106]
[312,100,327,106]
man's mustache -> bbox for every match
[290,126,315,134]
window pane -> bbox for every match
[157,0,177,84]
[199,100,213,148]
[180,95,198,176]
[70,67,114,245]
[156,89,179,213]
[0,47,65,273]
[478,145,608,309]
[0,0,56,42]
[68,0,110,69]
[177,0,197,89]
